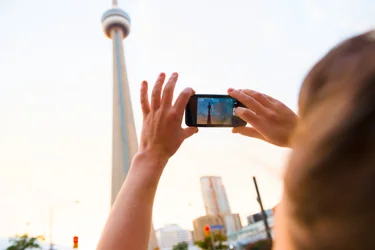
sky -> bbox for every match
[0,0,374,248]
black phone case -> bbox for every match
[185,94,246,127]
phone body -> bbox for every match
[185,94,247,127]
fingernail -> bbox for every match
[228,88,234,92]
[172,72,178,76]
[159,72,165,77]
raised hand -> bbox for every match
[139,72,198,161]
[97,73,198,250]
[228,88,298,147]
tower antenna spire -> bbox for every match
[112,0,118,7]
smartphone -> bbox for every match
[185,94,247,127]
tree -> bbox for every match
[5,234,44,250]
[172,242,188,250]
[245,239,272,250]
[195,232,227,250]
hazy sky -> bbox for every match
[0,0,374,248]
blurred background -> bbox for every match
[0,0,374,249]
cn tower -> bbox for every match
[101,1,158,249]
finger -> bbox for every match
[183,127,198,139]
[235,107,260,125]
[173,87,195,120]
[232,126,265,140]
[228,88,266,115]
[161,72,178,107]
[264,94,278,103]
[140,81,150,116]
[262,94,293,116]
[151,73,166,111]
[241,89,273,108]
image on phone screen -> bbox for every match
[197,97,233,125]
[185,94,246,127]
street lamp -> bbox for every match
[25,221,31,235]
[48,200,80,250]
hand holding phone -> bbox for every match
[227,88,298,147]
[185,94,246,127]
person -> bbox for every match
[97,72,198,250]
[97,30,375,250]
[211,99,233,125]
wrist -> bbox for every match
[132,149,169,173]
[128,150,168,188]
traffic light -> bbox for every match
[203,225,210,237]
[73,236,78,248]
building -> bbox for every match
[246,209,273,226]
[101,2,157,249]
[200,176,231,215]
[200,176,241,235]
[156,224,193,249]
[192,214,242,242]
[190,230,195,243]
[227,215,275,250]
[223,213,242,235]
[193,215,225,242]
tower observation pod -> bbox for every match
[101,2,158,250]
[102,8,131,40]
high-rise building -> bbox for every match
[200,176,231,215]
[101,2,157,249]
[155,224,193,249]
[223,213,242,235]
[200,176,241,235]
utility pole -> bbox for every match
[253,176,272,240]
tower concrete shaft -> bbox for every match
[102,3,158,250]
[110,27,138,205]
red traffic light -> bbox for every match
[204,226,210,232]
[73,236,78,244]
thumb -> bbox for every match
[183,127,198,139]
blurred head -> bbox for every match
[213,101,228,113]
[213,101,226,113]
[274,30,375,250]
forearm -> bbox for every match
[97,151,167,250]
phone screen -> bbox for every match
[185,95,246,127]
[197,97,234,125]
